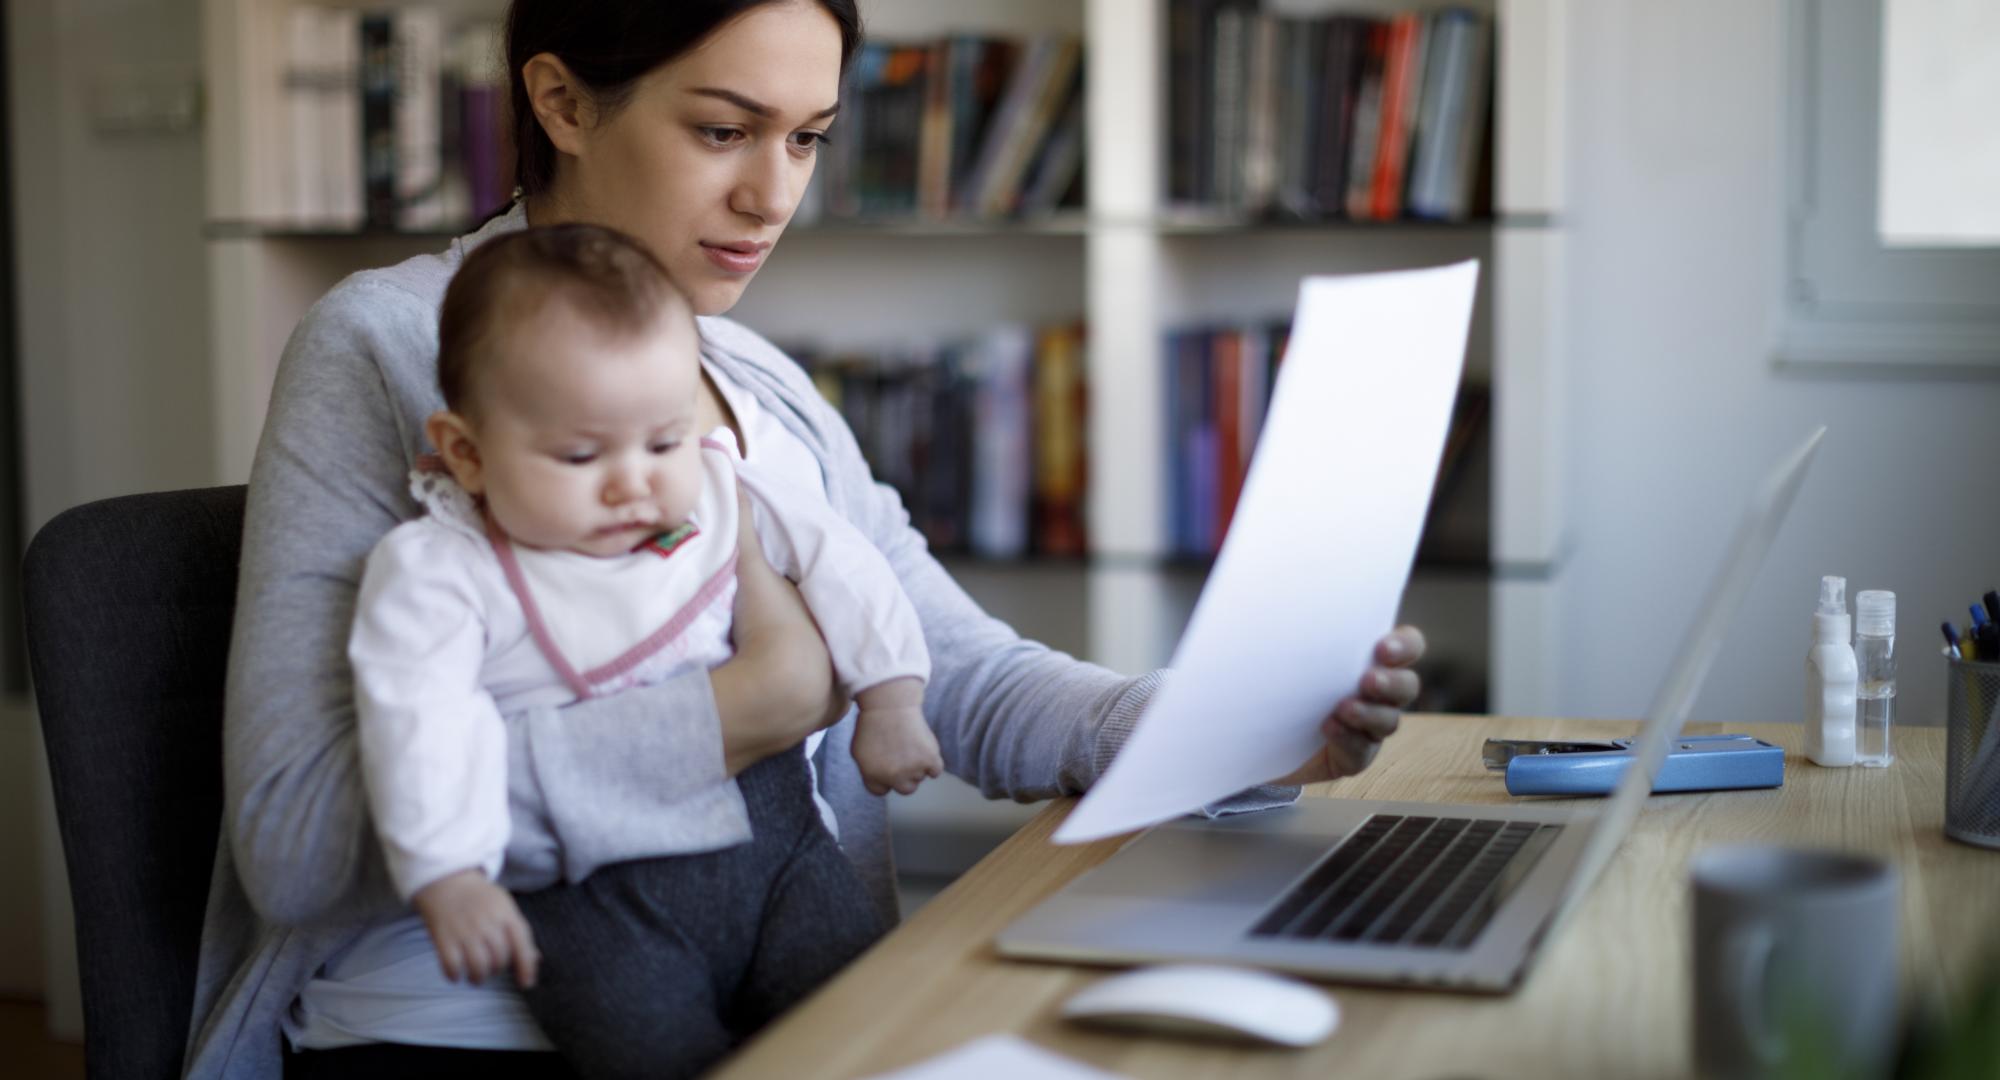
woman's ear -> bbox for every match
[521,52,591,158]
[426,410,486,496]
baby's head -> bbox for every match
[428,224,707,557]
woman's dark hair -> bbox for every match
[438,224,691,415]
[506,0,863,199]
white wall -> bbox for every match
[1555,0,2000,731]
[10,0,212,535]
[6,0,211,1036]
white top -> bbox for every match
[289,364,928,1051]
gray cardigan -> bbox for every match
[184,206,1290,1078]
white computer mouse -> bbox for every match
[1059,964,1340,1047]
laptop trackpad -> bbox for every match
[1069,823,1333,906]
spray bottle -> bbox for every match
[1805,575,1857,767]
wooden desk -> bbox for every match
[713,717,1999,1079]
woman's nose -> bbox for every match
[730,144,799,225]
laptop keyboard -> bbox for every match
[1248,815,1561,950]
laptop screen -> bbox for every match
[1551,427,1825,925]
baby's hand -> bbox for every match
[852,705,942,796]
[411,869,541,988]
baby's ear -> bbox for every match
[425,410,485,495]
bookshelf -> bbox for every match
[201,0,1568,716]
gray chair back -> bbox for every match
[21,485,245,1079]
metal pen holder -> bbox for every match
[1945,656,2000,849]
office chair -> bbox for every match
[21,485,246,1079]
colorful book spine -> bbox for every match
[1368,13,1427,221]
[1212,330,1244,542]
[1344,22,1388,220]
[1032,323,1089,556]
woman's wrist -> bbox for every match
[713,633,833,776]
[712,651,778,776]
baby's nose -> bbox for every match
[602,465,649,504]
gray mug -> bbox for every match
[1690,845,1901,1079]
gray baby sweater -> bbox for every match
[182,206,1292,1078]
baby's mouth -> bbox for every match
[594,519,660,538]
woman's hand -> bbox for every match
[711,489,847,776]
[1272,626,1427,785]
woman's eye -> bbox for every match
[790,131,828,153]
[700,126,746,147]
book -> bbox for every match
[1212,328,1244,542]
[1032,323,1088,556]
[1343,21,1388,220]
[1368,13,1428,221]
[393,8,446,229]
[1449,13,1495,219]
[968,325,1034,557]
[1018,87,1085,216]
[966,36,1082,217]
[1407,10,1494,221]
[949,38,1018,210]
[1407,11,1467,220]
[1312,17,1370,217]
[1239,12,1280,215]
[1209,8,1246,210]
[451,21,510,221]
[856,45,926,216]
[916,39,955,220]
[359,14,397,228]
[1166,0,1205,203]
[1273,18,1322,219]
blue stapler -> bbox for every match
[1481,735,1785,797]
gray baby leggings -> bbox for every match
[514,745,887,1080]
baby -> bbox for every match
[348,223,940,1072]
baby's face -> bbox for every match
[468,302,707,557]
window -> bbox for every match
[1780,0,2000,370]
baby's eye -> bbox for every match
[649,440,681,456]
[559,451,598,466]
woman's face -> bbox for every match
[553,1,844,316]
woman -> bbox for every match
[187,2,1425,1076]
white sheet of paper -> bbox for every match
[863,1035,1130,1080]
[1054,262,1478,844]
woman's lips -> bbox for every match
[701,241,768,274]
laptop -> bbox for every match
[996,427,1826,993]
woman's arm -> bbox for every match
[225,281,837,924]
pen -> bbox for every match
[1944,622,1963,660]
[1985,590,2000,625]
[1971,604,1989,631]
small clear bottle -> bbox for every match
[1854,590,1896,767]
